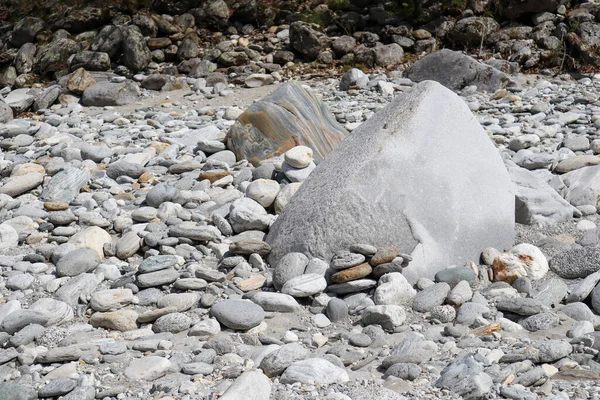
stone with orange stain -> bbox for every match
[11,163,45,176]
[370,246,400,267]
[44,201,69,211]
[90,309,138,332]
[229,240,271,256]
[492,243,548,283]
[331,262,373,283]
[149,142,170,154]
[138,171,157,184]
[199,170,231,183]
[236,275,267,292]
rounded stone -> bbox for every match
[245,179,280,208]
[281,274,327,297]
[430,305,456,323]
[326,298,349,322]
[210,299,265,330]
[55,248,101,277]
[284,146,313,169]
[152,313,192,333]
[370,246,399,267]
[273,252,309,290]
[331,262,373,283]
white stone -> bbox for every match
[0,223,19,251]
[245,179,281,208]
[220,371,271,400]
[374,272,416,306]
[284,146,313,169]
[280,358,349,385]
[124,356,172,381]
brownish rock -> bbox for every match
[44,201,69,211]
[370,246,400,267]
[66,67,96,95]
[331,262,373,283]
[226,81,347,166]
[199,170,231,183]
[236,275,267,292]
[229,241,271,256]
[147,37,172,50]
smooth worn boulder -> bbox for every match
[226,82,347,166]
[561,165,600,209]
[266,81,514,282]
[0,101,13,123]
[407,49,517,92]
[82,82,141,107]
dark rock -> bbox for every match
[53,7,109,33]
[10,17,45,48]
[501,0,568,20]
[14,43,36,75]
[407,49,517,92]
[122,26,151,72]
[289,21,330,60]
[449,17,499,47]
[91,25,124,58]
[70,51,111,71]
[34,38,79,78]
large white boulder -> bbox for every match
[266,80,514,282]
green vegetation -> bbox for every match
[299,8,333,28]
[328,0,350,11]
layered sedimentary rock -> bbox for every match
[226,82,347,166]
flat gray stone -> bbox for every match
[412,283,451,313]
[210,300,264,330]
[56,248,101,277]
[407,49,516,92]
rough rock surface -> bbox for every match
[407,49,517,92]
[267,80,514,281]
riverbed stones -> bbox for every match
[266,81,514,283]
[226,82,347,166]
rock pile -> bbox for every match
[1,53,600,399]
